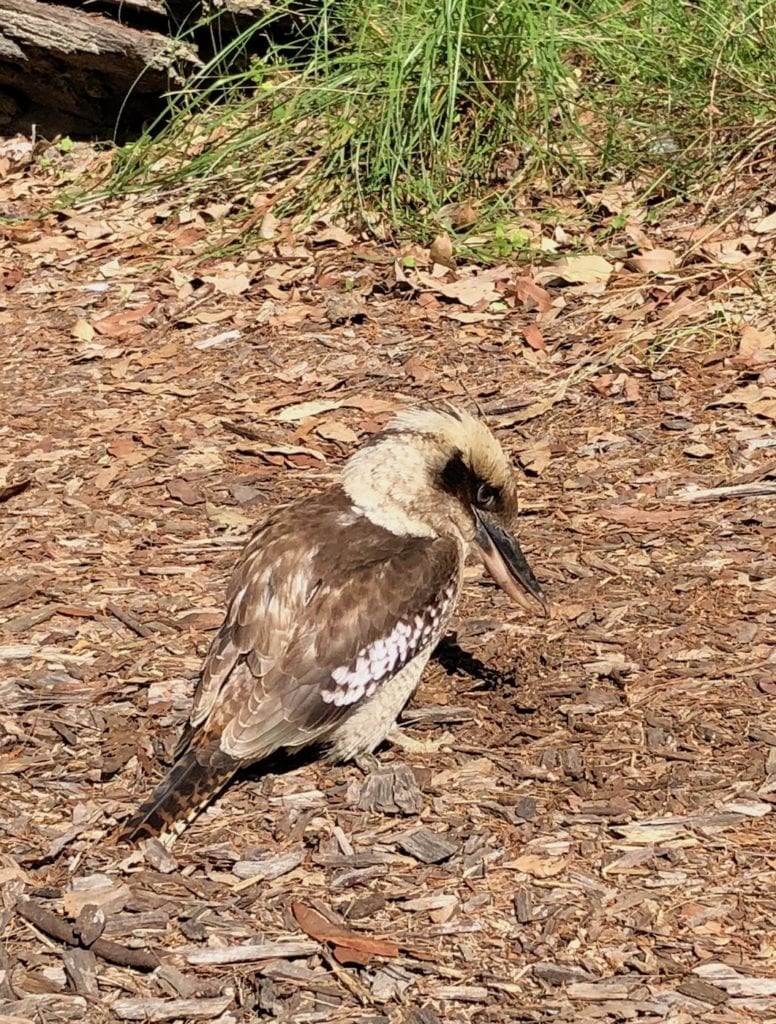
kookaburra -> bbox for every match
[119,405,547,842]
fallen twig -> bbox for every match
[221,419,266,442]
[183,940,319,966]
[671,481,776,502]
[16,896,161,971]
[106,602,154,638]
[113,994,234,1021]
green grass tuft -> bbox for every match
[108,0,776,236]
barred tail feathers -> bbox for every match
[118,745,239,843]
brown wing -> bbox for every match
[186,488,460,763]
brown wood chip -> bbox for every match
[185,940,319,966]
[677,976,728,1005]
[358,764,423,815]
[513,889,534,924]
[74,904,106,946]
[396,827,458,864]
[0,581,35,609]
[62,947,99,998]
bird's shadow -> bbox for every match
[239,745,322,788]
[432,633,516,691]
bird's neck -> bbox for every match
[341,439,440,539]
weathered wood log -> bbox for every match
[0,0,199,138]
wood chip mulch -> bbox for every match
[1,146,775,1023]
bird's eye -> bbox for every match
[476,484,498,509]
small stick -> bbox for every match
[16,897,160,971]
[184,940,319,966]
[672,481,776,503]
[106,602,153,638]
[221,419,265,442]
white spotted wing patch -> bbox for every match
[321,581,458,707]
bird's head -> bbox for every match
[342,404,548,613]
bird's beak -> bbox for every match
[474,511,549,615]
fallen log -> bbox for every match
[0,0,200,138]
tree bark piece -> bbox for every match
[396,827,458,864]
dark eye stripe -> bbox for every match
[440,452,502,511]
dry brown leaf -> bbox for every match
[315,419,359,444]
[713,384,776,421]
[276,399,345,421]
[403,354,433,383]
[202,266,252,296]
[514,277,552,312]
[63,880,131,917]
[93,466,120,491]
[522,324,545,350]
[598,506,691,526]
[752,210,776,234]
[291,903,399,963]
[518,440,552,474]
[205,503,255,530]
[414,271,500,307]
[330,946,372,966]
[590,185,637,214]
[18,234,72,255]
[738,324,776,359]
[276,396,396,422]
[92,303,154,340]
[437,201,478,229]
[345,396,397,415]
[324,293,366,324]
[439,309,500,324]
[107,438,136,459]
[535,254,613,285]
[627,248,678,274]
[683,442,715,459]
[753,398,776,421]
[0,854,31,886]
[1,266,23,289]
[172,226,208,248]
[72,318,95,343]
[493,384,567,426]
[712,383,763,405]
[429,233,456,270]
[259,211,279,239]
[623,375,640,402]
[314,226,355,246]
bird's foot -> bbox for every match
[354,751,381,775]
[386,727,455,754]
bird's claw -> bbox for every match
[387,727,455,754]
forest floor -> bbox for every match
[1,136,775,1024]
